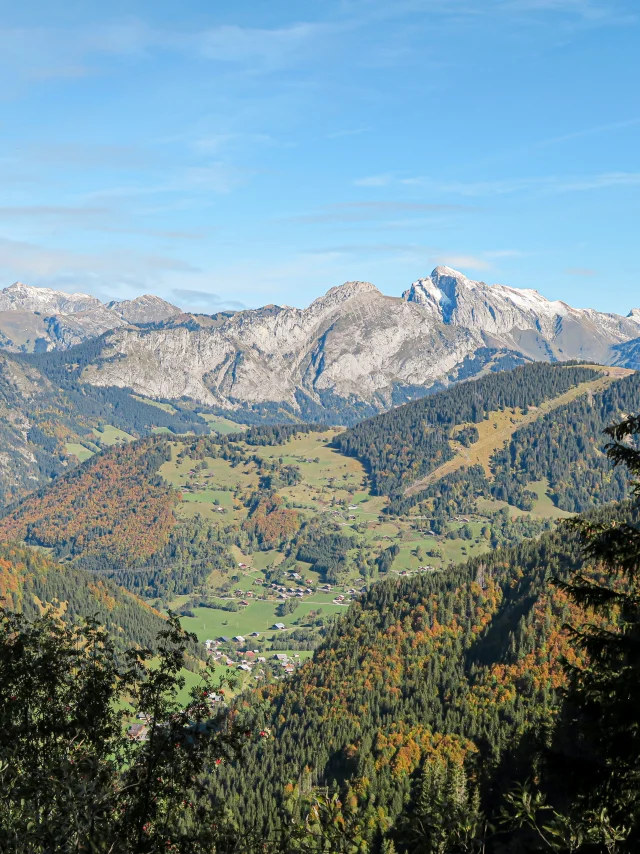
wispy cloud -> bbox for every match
[0,206,206,240]
[500,0,636,24]
[194,23,326,66]
[171,287,246,311]
[565,266,597,276]
[27,142,159,169]
[183,162,248,194]
[535,117,640,146]
[326,128,370,139]
[354,174,393,187]
[192,133,276,155]
[0,235,197,289]
[435,254,494,271]
[83,160,249,201]
[0,205,108,219]
[286,200,472,223]
[0,18,332,91]
[397,171,640,196]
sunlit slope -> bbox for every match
[405,366,633,495]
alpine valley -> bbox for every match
[1,269,640,853]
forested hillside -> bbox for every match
[0,542,170,654]
[215,500,630,847]
[0,436,235,599]
[0,437,178,563]
[334,362,602,497]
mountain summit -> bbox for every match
[403,267,639,363]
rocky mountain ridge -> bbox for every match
[403,266,640,363]
[0,282,181,352]
[80,266,640,421]
[2,270,638,422]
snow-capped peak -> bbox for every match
[0,282,102,314]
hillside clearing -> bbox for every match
[405,367,633,496]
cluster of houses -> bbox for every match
[394,565,438,577]
[201,635,303,677]
[270,581,314,599]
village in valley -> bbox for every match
[133,420,570,694]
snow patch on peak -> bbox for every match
[628,308,640,323]
[431,265,467,280]
[0,282,101,314]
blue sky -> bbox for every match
[0,0,638,314]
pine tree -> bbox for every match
[555,414,640,848]
[397,759,483,854]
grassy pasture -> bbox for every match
[180,596,345,644]
[65,442,94,462]
[131,395,178,414]
[92,425,135,446]
[201,414,246,435]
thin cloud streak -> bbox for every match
[284,200,473,224]
[535,117,640,147]
[566,267,598,276]
[398,171,640,196]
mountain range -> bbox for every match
[1,267,639,421]
[0,281,181,352]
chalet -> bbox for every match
[273,653,289,662]
[273,622,286,630]
[237,663,251,672]
[233,635,245,643]
[239,600,249,606]
[219,636,231,643]
[250,631,260,637]
[127,724,148,742]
